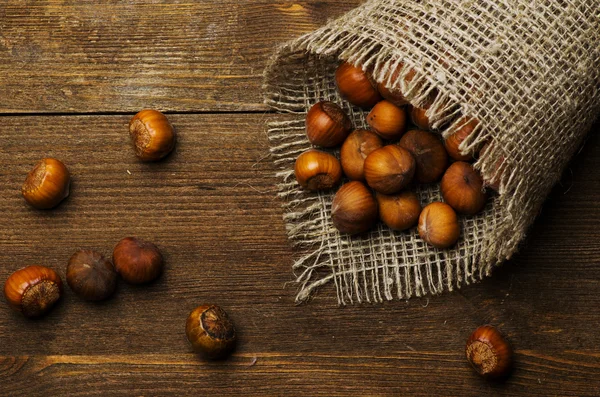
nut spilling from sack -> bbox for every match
[294,62,496,248]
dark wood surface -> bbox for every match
[1,2,599,396]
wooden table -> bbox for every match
[1,2,599,396]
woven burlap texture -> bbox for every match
[263,0,600,304]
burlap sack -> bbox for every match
[263,0,600,304]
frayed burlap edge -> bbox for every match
[263,0,600,304]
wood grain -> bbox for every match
[0,0,361,113]
[0,114,599,396]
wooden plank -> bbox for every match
[0,114,599,395]
[0,1,361,114]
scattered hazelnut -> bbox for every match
[335,62,382,109]
[22,158,71,209]
[331,181,378,235]
[294,149,342,191]
[466,325,513,379]
[398,129,448,184]
[340,130,383,181]
[367,100,408,140]
[67,250,117,301]
[418,202,460,248]
[4,265,63,318]
[186,305,237,359]
[129,109,176,161]
[364,145,416,194]
[305,101,352,147]
[441,162,487,215]
[376,191,422,231]
[445,117,479,161]
[112,237,164,284]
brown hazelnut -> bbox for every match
[22,158,71,209]
[335,62,382,109]
[129,109,176,161]
[466,325,513,379]
[4,265,63,317]
[112,237,164,284]
[479,143,504,192]
[186,305,237,359]
[363,145,416,194]
[410,104,431,131]
[331,181,378,235]
[367,100,408,140]
[67,250,117,301]
[305,101,352,147]
[376,191,422,231]
[398,130,448,184]
[376,64,417,106]
[294,149,342,191]
[418,202,460,249]
[445,117,479,161]
[340,129,383,181]
[441,162,487,215]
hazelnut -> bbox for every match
[294,149,342,191]
[22,158,71,209]
[363,145,416,194]
[367,100,408,140]
[398,130,448,184]
[186,305,237,359]
[445,117,479,161]
[67,250,117,301]
[376,64,417,107]
[418,202,460,249]
[466,325,513,379]
[340,129,383,181]
[4,265,63,317]
[305,101,352,147]
[112,237,164,284]
[335,62,382,109]
[441,162,487,215]
[410,104,431,131]
[331,181,378,235]
[129,109,176,161]
[376,191,422,231]
[479,142,504,192]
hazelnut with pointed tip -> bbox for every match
[376,191,422,231]
[340,129,383,181]
[441,162,487,215]
[335,62,382,109]
[418,202,460,248]
[331,181,378,235]
[445,118,479,161]
[398,129,448,184]
[67,250,117,301]
[367,100,408,140]
[113,237,164,284]
[364,145,416,194]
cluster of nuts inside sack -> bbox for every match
[295,62,500,248]
[5,109,235,360]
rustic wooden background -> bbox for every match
[1,1,599,396]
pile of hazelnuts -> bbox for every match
[5,109,236,360]
[295,61,495,249]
